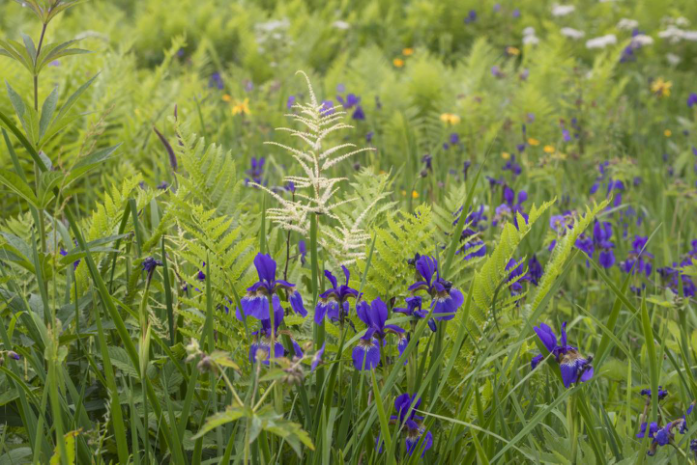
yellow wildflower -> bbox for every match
[664,129,672,137]
[403,48,414,56]
[651,78,672,98]
[412,190,419,199]
[222,94,232,102]
[527,137,540,146]
[543,145,555,154]
[501,152,511,160]
[506,46,520,56]
[393,58,405,68]
[440,113,461,125]
[232,98,250,115]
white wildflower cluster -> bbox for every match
[551,4,575,17]
[658,17,697,43]
[255,18,293,63]
[561,27,585,40]
[522,27,540,45]
[585,34,617,49]
[617,18,639,30]
[260,72,382,265]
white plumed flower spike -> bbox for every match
[258,71,381,265]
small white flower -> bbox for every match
[683,30,697,41]
[523,35,540,45]
[666,53,681,65]
[617,18,639,30]
[523,26,536,36]
[676,17,690,27]
[632,34,654,46]
[552,4,575,17]
[658,25,685,43]
[332,20,350,30]
[585,34,617,49]
[561,27,585,39]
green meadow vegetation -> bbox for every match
[2,0,697,463]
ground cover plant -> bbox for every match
[1,0,697,463]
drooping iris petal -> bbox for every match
[531,354,544,369]
[352,338,380,370]
[240,293,269,320]
[315,300,330,324]
[559,360,578,388]
[406,429,433,457]
[289,290,307,317]
[292,339,304,358]
[311,343,325,371]
[249,340,284,365]
[398,334,409,360]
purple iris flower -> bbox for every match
[157,181,169,190]
[394,296,436,332]
[197,261,206,281]
[641,387,668,400]
[352,106,365,120]
[337,93,360,109]
[687,93,697,108]
[408,255,464,321]
[352,300,385,371]
[287,95,296,109]
[493,185,528,228]
[464,9,477,24]
[315,266,359,324]
[142,256,162,274]
[512,8,520,18]
[459,228,486,261]
[60,248,81,270]
[592,221,615,268]
[298,240,307,265]
[503,155,522,177]
[387,394,433,457]
[637,422,659,439]
[311,343,325,371]
[528,255,543,285]
[532,322,594,388]
[209,72,224,90]
[366,131,374,143]
[405,428,433,457]
[320,100,335,115]
[562,128,571,142]
[491,66,504,78]
[449,133,460,145]
[550,213,574,234]
[248,299,285,365]
[463,160,472,180]
[237,253,307,321]
[620,236,653,277]
[245,157,265,185]
[505,258,529,295]
[645,418,688,454]
[356,298,405,341]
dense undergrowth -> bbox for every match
[2,0,697,463]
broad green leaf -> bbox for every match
[0,168,39,206]
[192,405,251,439]
[39,87,59,140]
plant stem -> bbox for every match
[34,22,48,111]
